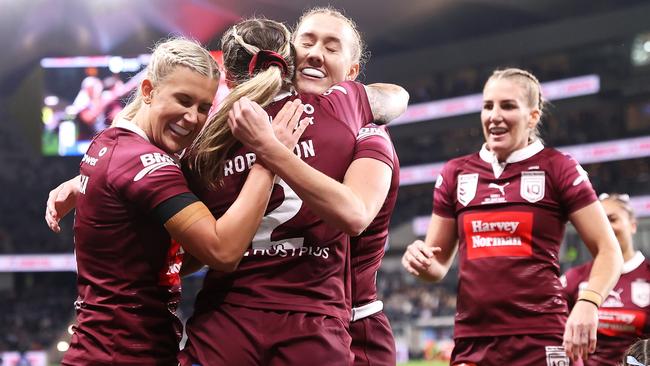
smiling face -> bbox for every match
[293,12,360,94]
[140,66,218,154]
[602,198,637,258]
[481,78,540,161]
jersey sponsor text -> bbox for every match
[464,211,533,259]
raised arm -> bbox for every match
[563,201,623,362]
[364,83,409,125]
[402,213,458,282]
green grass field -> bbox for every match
[399,360,448,366]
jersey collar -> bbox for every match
[114,119,150,142]
[273,90,294,102]
[479,139,544,178]
[622,251,645,274]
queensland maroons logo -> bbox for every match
[520,171,545,203]
[457,173,478,206]
[631,279,650,307]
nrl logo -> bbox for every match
[457,173,478,206]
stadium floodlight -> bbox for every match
[631,32,650,67]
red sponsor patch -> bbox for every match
[598,309,647,336]
[463,211,533,260]
[158,239,183,287]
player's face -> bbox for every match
[602,199,637,253]
[293,13,360,94]
[481,79,540,161]
[143,67,218,154]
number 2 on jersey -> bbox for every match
[250,179,304,251]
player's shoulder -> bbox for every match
[297,81,365,102]
[108,126,180,177]
[357,123,390,141]
[538,147,579,166]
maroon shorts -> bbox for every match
[179,303,353,366]
[350,311,396,366]
[451,333,574,366]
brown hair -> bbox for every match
[186,18,295,189]
[485,68,545,142]
[293,6,369,70]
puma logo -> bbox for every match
[488,182,509,195]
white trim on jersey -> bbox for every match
[622,251,646,274]
[273,90,293,102]
[479,139,544,178]
[114,119,150,142]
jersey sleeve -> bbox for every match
[110,148,193,214]
[316,81,373,131]
[432,161,457,218]
[352,124,394,169]
[553,152,598,214]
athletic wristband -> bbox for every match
[578,289,602,307]
[577,298,600,308]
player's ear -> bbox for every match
[141,79,154,104]
[346,62,360,81]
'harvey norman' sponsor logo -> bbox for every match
[471,220,519,234]
[463,212,533,259]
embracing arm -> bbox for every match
[165,165,274,272]
[45,175,81,232]
[229,97,392,236]
[364,83,409,124]
[563,201,623,362]
[170,98,307,272]
[402,213,458,282]
[269,153,391,236]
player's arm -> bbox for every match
[402,213,458,282]
[45,175,82,233]
[252,146,391,236]
[563,201,623,362]
[229,99,391,236]
[364,83,409,125]
[170,98,307,272]
[162,164,274,272]
[180,252,205,277]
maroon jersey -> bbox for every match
[189,81,374,321]
[64,122,190,365]
[350,124,399,307]
[433,140,597,338]
[562,252,650,366]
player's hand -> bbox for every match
[228,97,275,149]
[45,176,81,233]
[271,99,309,149]
[563,300,598,362]
[401,240,441,281]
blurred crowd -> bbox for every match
[0,273,76,353]
[378,270,457,323]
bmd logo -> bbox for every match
[134,153,178,182]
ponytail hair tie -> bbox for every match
[248,50,289,78]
